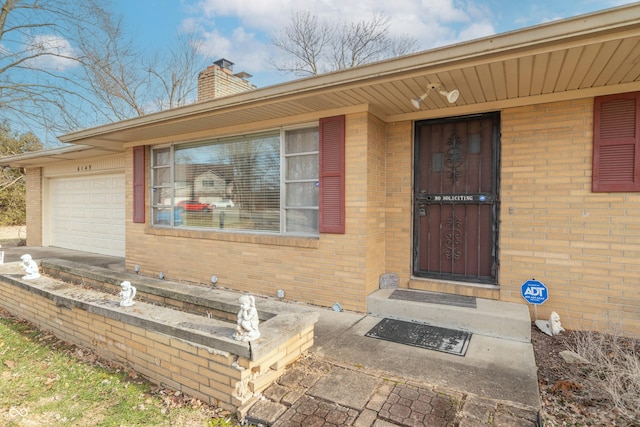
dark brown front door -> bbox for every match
[413,113,499,284]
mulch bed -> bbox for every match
[532,326,639,426]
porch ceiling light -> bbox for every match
[411,83,459,109]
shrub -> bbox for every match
[566,326,640,424]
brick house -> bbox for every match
[3,5,640,335]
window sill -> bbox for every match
[144,226,320,249]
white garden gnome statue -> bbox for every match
[20,254,40,280]
[119,281,136,307]
[535,311,565,336]
[233,295,260,341]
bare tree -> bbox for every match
[147,32,206,111]
[72,7,150,122]
[0,0,93,137]
[0,0,206,145]
[75,21,206,120]
[270,10,333,76]
[0,121,42,225]
[270,10,418,77]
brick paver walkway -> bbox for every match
[246,354,539,426]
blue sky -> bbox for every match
[114,0,633,88]
[2,0,633,147]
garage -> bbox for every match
[49,174,125,257]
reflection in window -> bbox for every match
[151,127,319,235]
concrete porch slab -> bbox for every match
[367,288,532,342]
[313,315,540,409]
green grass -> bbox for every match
[0,309,242,426]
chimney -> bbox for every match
[197,58,257,102]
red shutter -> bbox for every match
[593,92,640,192]
[133,146,146,223]
[319,115,345,233]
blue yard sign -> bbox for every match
[521,279,548,305]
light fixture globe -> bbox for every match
[409,82,460,108]
[411,90,430,109]
[442,89,460,103]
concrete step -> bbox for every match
[313,313,541,410]
[367,288,532,342]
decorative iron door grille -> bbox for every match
[413,113,499,284]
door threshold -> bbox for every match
[409,277,500,300]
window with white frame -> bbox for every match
[284,127,319,233]
[151,127,319,235]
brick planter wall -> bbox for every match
[0,272,317,412]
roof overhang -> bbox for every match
[0,145,121,168]
[4,3,640,167]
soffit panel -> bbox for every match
[58,16,640,149]
[599,38,638,84]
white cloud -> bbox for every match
[179,17,201,33]
[25,34,77,71]
[196,26,269,68]
[194,0,296,29]
[186,0,498,83]
[458,21,495,40]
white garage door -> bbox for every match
[50,174,125,257]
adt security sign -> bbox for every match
[521,280,548,305]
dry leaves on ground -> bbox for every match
[532,326,640,427]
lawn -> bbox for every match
[0,308,240,427]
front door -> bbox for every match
[413,113,499,284]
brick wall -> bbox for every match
[382,100,640,335]
[364,114,388,294]
[0,276,314,411]
[126,112,376,312]
[56,96,639,335]
[501,98,640,335]
[25,167,42,246]
[384,121,413,288]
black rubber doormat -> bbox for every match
[365,318,472,356]
[389,289,477,308]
